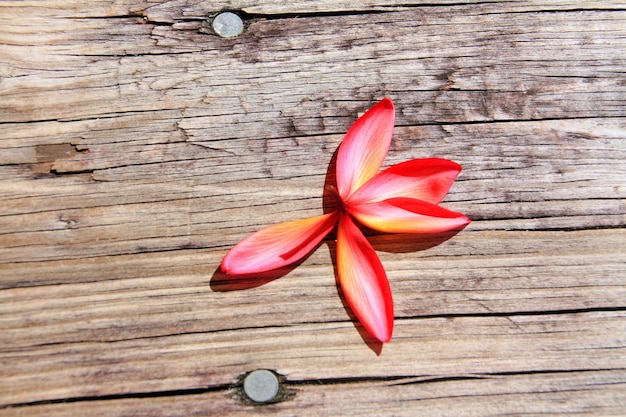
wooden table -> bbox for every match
[1,1,625,415]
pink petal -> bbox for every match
[221,212,338,275]
[348,158,462,205]
[336,213,394,342]
[348,197,470,234]
[336,98,395,200]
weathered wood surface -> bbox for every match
[1,0,625,415]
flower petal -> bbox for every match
[221,212,338,275]
[336,213,394,342]
[348,158,462,205]
[336,98,395,200]
[348,197,470,234]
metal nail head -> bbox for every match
[243,370,280,403]
[212,12,244,38]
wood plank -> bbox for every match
[1,118,624,263]
[2,6,626,126]
[4,370,624,417]
[1,311,625,406]
[1,229,625,344]
[0,0,625,415]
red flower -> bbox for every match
[221,98,470,342]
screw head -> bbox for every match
[243,370,279,403]
[212,12,244,38]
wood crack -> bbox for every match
[0,385,230,410]
[400,306,626,321]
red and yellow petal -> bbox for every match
[336,98,395,200]
[221,212,338,275]
[348,197,470,234]
[348,158,462,205]
[336,213,394,342]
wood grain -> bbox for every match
[8,370,625,417]
[1,0,625,415]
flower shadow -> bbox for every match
[369,228,464,254]
[325,227,464,355]
[322,147,340,216]
[210,253,312,292]
[325,239,384,355]
[322,151,465,353]
[211,144,466,352]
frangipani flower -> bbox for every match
[221,98,470,342]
